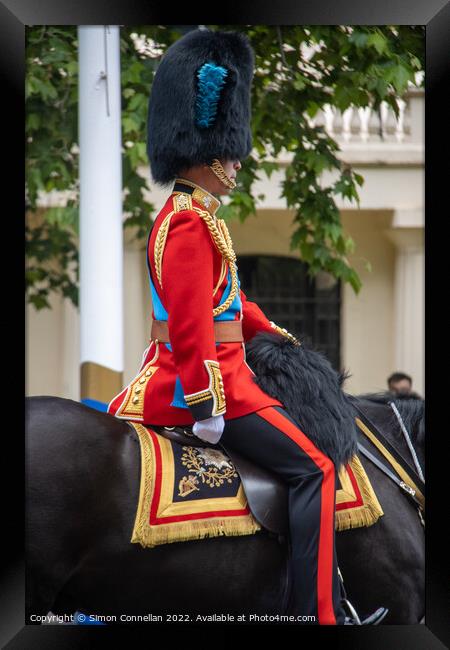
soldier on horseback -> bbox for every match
[107,27,388,625]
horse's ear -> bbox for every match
[338,368,352,387]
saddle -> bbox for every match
[151,424,289,538]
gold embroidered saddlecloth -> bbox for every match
[130,423,383,547]
[130,423,261,548]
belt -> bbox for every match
[151,319,244,343]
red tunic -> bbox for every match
[107,179,286,425]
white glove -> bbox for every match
[192,414,225,444]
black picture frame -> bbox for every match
[6,1,449,647]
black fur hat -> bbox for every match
[146,28,255,187]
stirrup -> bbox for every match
[342,598,362,624]
[338,565,388,625]
[343,602,389,625]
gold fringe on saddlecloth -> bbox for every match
[133,514,262,549]
[335,454,384,532]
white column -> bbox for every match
[78,26,123,404]
[393,245,424,395]
[385,216,424,396]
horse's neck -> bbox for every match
[356,399,424,471]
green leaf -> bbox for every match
[26,113,41,131]
[45,206,79,233]
[348,31,368,48]
[260,161,278,178]
[367,32,388,55]
[348,269,362,293]
[32,77,58,100]
[327,222,341,243]
[66,61,78,76]
[306,101,319,118]
[374,77,388,98]
[29,293,51,310]
[293,74,306,91]
[127,92,147,112]
[387,64,412,92]
[122,116,139,133]
[346,236,356,254]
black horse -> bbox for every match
[335,391,425,624]
[25,335,425,624]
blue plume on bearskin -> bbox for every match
[245,332,359,471]
[146,28,254,186]
[195,62,229,128]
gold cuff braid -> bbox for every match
[184,390,212,406]
[204,359,226,416]
[183,360,226,417]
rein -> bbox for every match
[388,400,425,482]
[351,400,425,527]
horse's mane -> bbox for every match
[353,390,425,448]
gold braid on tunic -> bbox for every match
[154,205,238,318]
[192,206,239,317]
[154,210,175,290]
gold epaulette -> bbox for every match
[154,194,194,289]
[173,192,193,212]
[269,321,301,346]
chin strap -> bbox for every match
[209,159,236,189]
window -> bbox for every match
[238,255,341,371]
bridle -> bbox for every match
[351,399,425,528]
[388,400,425,482]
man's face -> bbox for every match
[390,379,412,395]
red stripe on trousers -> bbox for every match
[256,406,337,625]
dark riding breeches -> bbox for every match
[220,404,346,625]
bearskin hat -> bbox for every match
[146,28,255,186]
